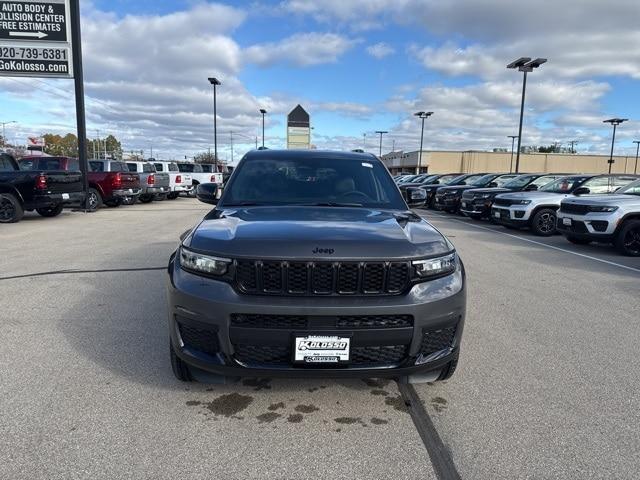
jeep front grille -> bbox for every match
[234,260,410,296]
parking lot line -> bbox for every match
[424,213,640,275]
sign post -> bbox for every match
[0,0,89,209]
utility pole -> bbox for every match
[1,121,16,148]
[568,140,578,154]
[507,135,518,173]
[633,140,640,175]
[208,77,221,170]
[363,133,366,150]
[230,131,234,163]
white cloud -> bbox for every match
[366,42,395,59]
[244,33,357,67]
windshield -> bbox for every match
[618,179,640,195]
[540,176,590,193]
[469,174,497,187]
[177,163,203,173]
[222,155,406,209]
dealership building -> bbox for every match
[380,150,640,175]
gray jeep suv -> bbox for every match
[167,150,466,383]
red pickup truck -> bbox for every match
[19,157,141,209]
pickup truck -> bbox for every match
[153,161,193,199]
[1,152,84,223]
[125,161,170,203]
[19,156,141,210]
[176,162,223,196]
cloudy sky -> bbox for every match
[1,0,639,162]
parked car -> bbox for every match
[557,179,640,256]
[176,162,223,196]
[153,161,193,199]
[395,174,421,184]
[19,157,141,210]
[167,149,465,383]
[125,161,170,203]
[460,173,565,220]
[434,173,519,214]
[423,173,488,209]
[491,174,639,236]
[0,152,84,223]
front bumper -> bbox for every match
[167,259,466,378]
[491,206,531,226]
[434,195,460,211]
[460,198,491,217]
[556,212,618,240]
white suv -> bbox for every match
[491,175,639,236]
[557,179,640,256]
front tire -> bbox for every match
[170,342,192,382]
[531,208,557,236]
[138,194,153,203]
[614,220,640,257]
[87,188,102,211]
[167,192,178,200]
[566,235,591,245]
[0,193,24,223]
[36,203,64,217]
[105,198,122,208]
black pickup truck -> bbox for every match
[0,152,85,223]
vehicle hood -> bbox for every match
[464,187,510,196]
[497,191,568,202]
[562,194,640,205]
[187,206,452,260]
[437,185,477,194]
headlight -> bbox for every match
[179,246,230,276]
[513,199,531,205]
[589,206,618,212]
[412,253,457,278]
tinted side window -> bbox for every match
[89,161,104,172]
[41,159,62,170]
[168,163,178,172]
[582,176,624,194]
[143,163,155,173]
[18,159,35,170]
[126,163,137,172]
[68,159,80,170]
[0,154,16,171]
[154,163,163,171]
[531,176,558,187]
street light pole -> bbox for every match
[508,135,518,173]
[1,121,16,148]
[230,131,234,163]
[375,131,388,157]
[363,133,366,150]
[603,118,627,174]
[507,57,547,173]
[633,140,640,175]
[208,77,221,169]
[414,111,433,174]
[259,109,267,147]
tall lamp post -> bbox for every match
[259,108,267,147]
[507,57,547,173]
[414,111,433,174]
[375,130,388,157]
[363,133,366,150]
[603,118,627,174]
[507,135,518,173]
[633,140,640,175]
[208,77,221,168]
[1,121,16,148]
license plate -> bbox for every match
[294,335,350,364]
[494,211,500,218]
[562,217,572,226]
[62,193,70,200]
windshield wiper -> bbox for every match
[295,202,364,207]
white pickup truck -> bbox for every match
[176,162,223,196]
[154,161,193,199]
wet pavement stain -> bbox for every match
[204,393,254,417]
[334,417,366,426]
[256,412,281,423]
[431,396,448,413]
[385,395,409,413]
[242,378,272,391]
[307,387,319,392]
[287,413,303,423]
[370,389,389,396]
[363,378,391,388]
[370,417,389,425]
[267,402,286,411]
[295,404,319,414]
[185,400,201,407]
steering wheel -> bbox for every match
[337,190,372,202]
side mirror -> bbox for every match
[488,181,498,188]
[524,184,538,191]
[196,183,219,205]
[573,186,590,196]
[405,186,427,208]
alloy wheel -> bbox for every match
[623,226,640,255]
[88,192,98,210]
[537,212,555,234]
[0,196,16,221]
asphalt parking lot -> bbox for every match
[1,200,639,479]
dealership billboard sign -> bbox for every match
[0,0,72,78]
